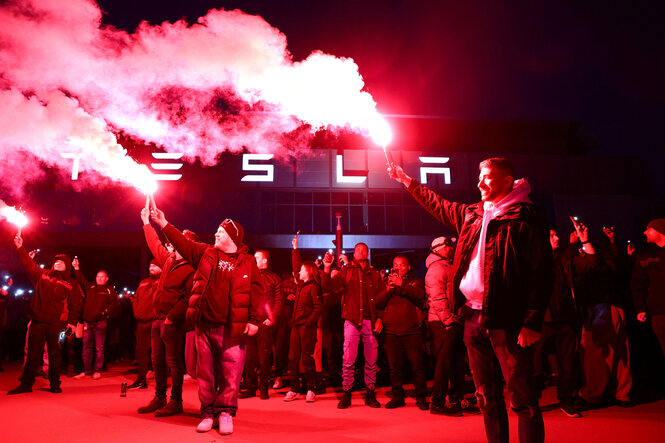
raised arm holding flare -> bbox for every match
[149,204,260,435]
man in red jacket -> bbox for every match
[150,207,260,436]
[8,234,81,395]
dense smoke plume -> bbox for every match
[0,0,385,198]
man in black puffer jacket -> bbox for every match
[151,207,260,436]
[9,233,81,395]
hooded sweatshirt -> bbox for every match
[17,249,82,324]
[459,178,533,309]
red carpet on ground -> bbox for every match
[1,361,664,442]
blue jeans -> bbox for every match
[342,319,378,390]
[83,320,107,374]
[195,323,246,418]
[464,308,544,443]
[151,319,185,401]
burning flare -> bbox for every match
[0,201,28,228]
[0,0,388,198]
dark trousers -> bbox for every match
[244,322,274,391]
[288,324,317,391]
[185,330,197,378]
[650,314,665,359]
[580,304,631,403]
[464,308,544,443]
[532,322,578,405]
[324,325,344,383]
[274,317,291,378]
[384,333,427,398]
[135,320,152,380]
[24,320,62,388]
[430,321,465,406]
[83,320,107,374]
[151,319,185,401]
[61,334,83,374]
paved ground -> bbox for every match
[1,361,664,442]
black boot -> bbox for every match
[50,381,62,394]
[138,396,167,414]
[365,387,381,408]
[154,399,183,417]
[314,372,326,395]
[258,381,269,399]
[337,389,352,409]
[239,389,257,399]
[385,395,405,409]
[416,396,429,411]
[8,383,33,395]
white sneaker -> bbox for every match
[219,412,233,435]
[196,417,213,433]
[146,370,154,380]
[73,372,87,379]
[272,377,283,389]
[283,390,300,402]
[92,372,102,380]
[306,390,316,402]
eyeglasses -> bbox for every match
[223,219,239,237]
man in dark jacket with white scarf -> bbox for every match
[389,158,552,443]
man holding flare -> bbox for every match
[388,158,552,443]
[147,197,261,436]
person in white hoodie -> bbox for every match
[389,158,552,443]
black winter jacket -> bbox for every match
[290,250,323,327]
[407,180,553,332]
[321,260,384,327]
[376,272,426,335]
[76,270,119,322]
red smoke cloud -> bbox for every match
[0,0,386,198]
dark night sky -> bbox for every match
[97,0,665,198]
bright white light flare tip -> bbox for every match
[370,117,393,147]
[132,170,158,195]
[0,206,28,227]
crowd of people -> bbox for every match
[1,157,663,442]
